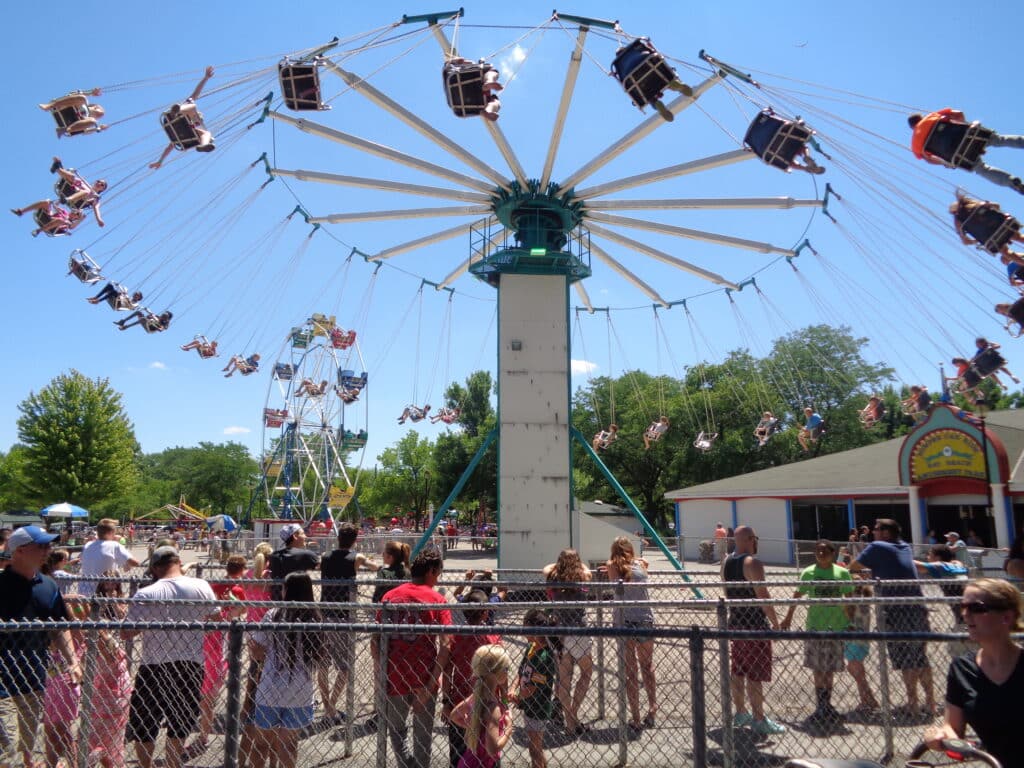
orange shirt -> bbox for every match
[911,108,960,159]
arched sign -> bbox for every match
[909,429,985,484]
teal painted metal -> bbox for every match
[698,50,758,86]
[552,12,619,30]
[401,8,464,25]
[412,427,498,557]
[570,427,703,596]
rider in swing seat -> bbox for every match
[222,352,260,377]
[150,67,216,169]
[442,57,502,122]
[610,37,694,123]
[753,412,779,446]
[116,309,173,334]
[39,89,107,137]
[643,416,670,450]
[591,424,619,451]
[909,109,1024,194]
[397,404,430,424]
[950,193,1024,261]
[180,337,218,358]
[995,298,1024,336]
[744,109,825,175]
[11,200,85,237]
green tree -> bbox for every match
[442,370,495,438]
[363,432,436,529]
[0,446,33,511]
[134,442,258,516]
[16,370,138,507]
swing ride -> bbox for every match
[13,8,1024,568]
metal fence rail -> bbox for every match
[1,588,1011,768]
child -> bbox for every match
[444,591,501,768]
[89,578,133,768]
[512,609,558,768]
[250,572,323,768]
[844,580,879,712]
[450,644,512,768]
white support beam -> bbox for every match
[271,168,492,202]
[311,205,492,224]
[573,281,593,313]
[373,218,490,261]
[321,61,511,190]
[589,241,669,307]
[574,150,752,200]
[587,221,739,289]
[268,111,494,193]
[485,121,529,188]
[559,72,724,191]
[438,257,472,288]
[587,211,796,256]
[541,26,588,189]
[585,196,823,211]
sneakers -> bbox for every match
[752,717,786,735]
[732,712,753,728]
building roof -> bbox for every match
[665,407,1024,500]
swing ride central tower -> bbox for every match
[469,182,591,569]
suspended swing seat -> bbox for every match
[961,206,1021,255]
[442,58,499,118]
[160,107,205,151]
[264,408,288,428]
[744,110,814,171]
[924,120,994,170]
[693,431,718,452]
[338,370,368,390]
[68,250,102,284]
[278,57,330,112]
[1004,297,1024,338]
[754,417,779,445]
[859,405,885,428]
[644,421,668,441]
[435,407,460,425]
[290,328,314,348]
[48,95,102,137]
[274,363,296,380]
[33,206,73,237]
[973,347,1007,378]
[610,38,688,121]
[330,328,357,349]
[54,172,89,209]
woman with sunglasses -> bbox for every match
[924,578,1024,768]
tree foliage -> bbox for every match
[16,371,138,507]
[130,442,258,516]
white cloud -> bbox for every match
[571,359,598,376]
[223,426,251,435]
[497,45,527,80]
[149,361,167,370]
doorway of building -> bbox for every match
[927,504,996,548]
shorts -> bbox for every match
[882,605,930,671]
[126,661,203,743]
[803,639,844,672]
[730,639,772,682]
[522,716,547,734]
[320,616,354,671]
[253,704,314,730]
[560,635,593,661]
[624,619,654,630]
[844,642,870,663]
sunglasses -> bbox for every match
[960,601,1005,615]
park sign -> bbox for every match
[909,429,985,483]
[898,404,1009,496]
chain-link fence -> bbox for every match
[1,577,1015,768]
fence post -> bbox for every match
[689,626,707,768]
[222,622,245,768]
[376,617,389,768]
[343,618,356,757]
[614,580,628,765]
[76,624,99,768]
[595,593,606,720]
[716,599,733,768]
[874,591,894,761]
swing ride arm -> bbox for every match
[570,427,703,596]
[411,427,498,558]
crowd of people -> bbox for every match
[0,516,1021,767]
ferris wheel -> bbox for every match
[255,314,367,524]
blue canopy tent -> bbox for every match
[40,502,89,518]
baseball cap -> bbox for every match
[944,531,960,539]
[280,523,304,543]
[391,517,399,525]
[7,525,58,553]
[150,546,180,566]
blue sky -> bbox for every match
[4,1,1023,475]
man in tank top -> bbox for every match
[721,526,785,736]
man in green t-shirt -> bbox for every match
[781,540,853,725]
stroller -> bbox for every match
[785,740,1000,768]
